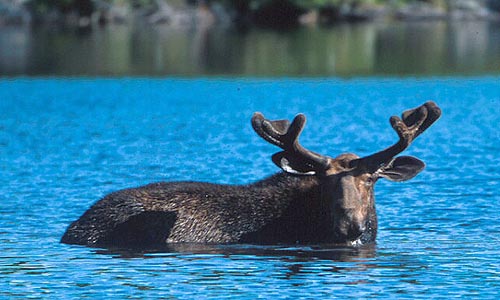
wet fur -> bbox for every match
[61,173,369,247]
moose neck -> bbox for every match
[240,172,340,244]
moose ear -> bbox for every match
[377,156,425,182]
[272,152,316,175]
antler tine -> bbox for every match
[389,104,428,148]
[351,101,441,171]
[252,112,330,173]
[251,112,305,149]
[252,112,285,147]
[402,101,441,140]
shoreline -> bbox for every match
[1,1,500,29]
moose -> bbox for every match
[61,101,441,248]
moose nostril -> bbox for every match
[347,223,366,239]
[352,223,366,238]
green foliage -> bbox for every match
[24,0,442,15]
[28,0,73,13]
[243,0,423,10]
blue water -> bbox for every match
[1,78,499,298]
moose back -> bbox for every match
[61,101,441,248]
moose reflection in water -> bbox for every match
[61,101,441,248]
[95,243,378,265]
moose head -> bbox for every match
[251,101,441,245]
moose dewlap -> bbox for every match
[61,101,441,248]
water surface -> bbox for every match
[0,78,499,298]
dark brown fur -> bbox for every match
[61,155,379,247]
[61,173,330,246]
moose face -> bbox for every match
[252,101,441,245]
[321,153,425,244]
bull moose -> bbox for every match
[61,101,441,248]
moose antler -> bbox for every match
[351,101,441,171]
[252,112,330,174]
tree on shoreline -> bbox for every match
[4,0,497,27]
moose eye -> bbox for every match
[365,176,375,186]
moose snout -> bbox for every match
[335,214,367,242]
[349,222,366,239]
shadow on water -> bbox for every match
[93,243,377,262]
[90,244,383,282]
